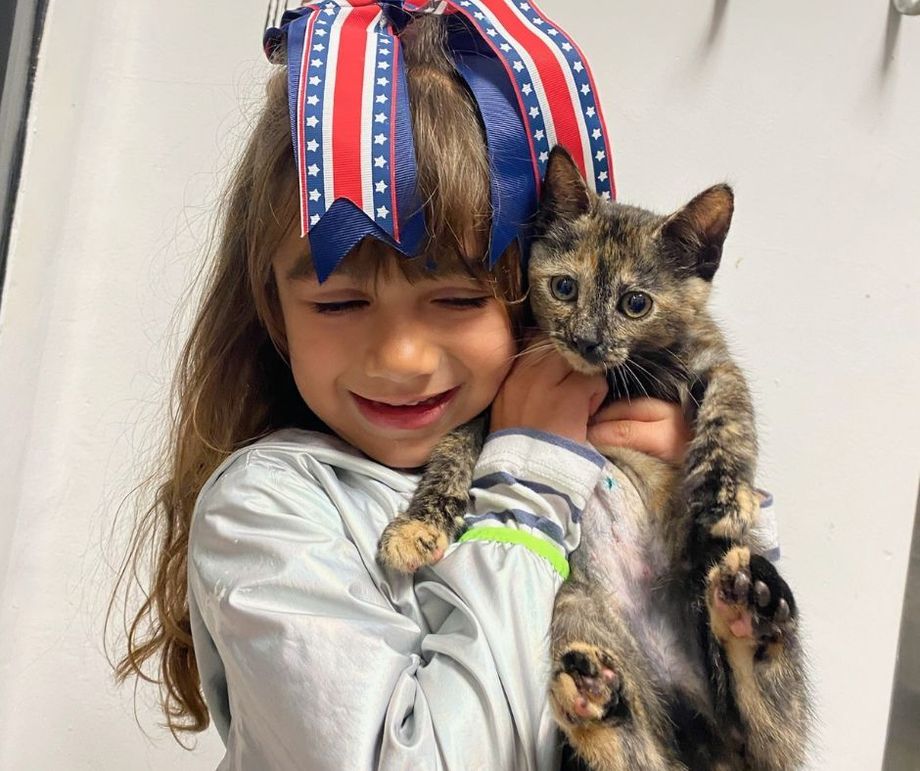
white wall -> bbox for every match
[1,1,918,769]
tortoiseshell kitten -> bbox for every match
[530,148,810,770]
[378,147,810,769]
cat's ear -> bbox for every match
[540,146,591,222]
[662,184,734,281]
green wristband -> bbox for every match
[458,526,570,580]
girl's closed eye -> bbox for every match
[312,299,369,314]
[428,281,494,310]
[435,295,491,309]
[310,294,491,313]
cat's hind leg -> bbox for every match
[551,577,685,771]
[706,546,811,770]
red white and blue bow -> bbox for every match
[265,0,614,281]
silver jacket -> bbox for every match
[188,428,608,770]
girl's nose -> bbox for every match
[364,318,440,383]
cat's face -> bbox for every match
[528,147,734,374]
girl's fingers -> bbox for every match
[492,338,608,442]
[588,419,671,460]
[588,397,681,425]
[588,409,691,466]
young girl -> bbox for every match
[113,5,691,769]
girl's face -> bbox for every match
[272,238,516,469]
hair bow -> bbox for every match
[264,0,614,281]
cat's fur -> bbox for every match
[377,146,810,769]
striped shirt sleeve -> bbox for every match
[460,428,605,579]
[751,489,780,563]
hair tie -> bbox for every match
[265,0,614,281]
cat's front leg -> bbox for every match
[682,356,760,563]
[377,417,485,572]
[551,578,684,771]
[706,546,811,770]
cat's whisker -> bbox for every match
[660,350,701,409]
[612,365,631,405]
[667,358,701,410]
[664,348,694,378]
[623,361,651,401]
[624,363,648,400]
[627,358,671,400]
[508,339,557,363]
[531,341,559,358]
[522,346,560,368]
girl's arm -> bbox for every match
[188,432,604,771]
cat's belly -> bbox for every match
[575,462,709,705]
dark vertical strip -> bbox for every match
[882,485,920,770]
[0,3,16,101]
[0,0,49,312]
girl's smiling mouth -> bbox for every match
[351,388,460,431]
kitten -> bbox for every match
[531,148,810,770]
[378,146,811,769]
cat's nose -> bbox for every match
[573,336,605,363]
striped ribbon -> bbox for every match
[265,0,614,281]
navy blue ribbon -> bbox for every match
[265,0,613,281]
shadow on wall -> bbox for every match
[707,0,729,49]
[882,3,901,77]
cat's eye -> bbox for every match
[550,275,578,302]
[619,291,653,318]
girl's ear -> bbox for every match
[539,145,591,223]
[662,184,734,281]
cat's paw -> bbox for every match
[377,517,450,573]
[706,546,796,656]
[550,644,626,728]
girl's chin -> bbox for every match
[349,419,464,469]
[362,441,438,471]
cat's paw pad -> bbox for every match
[707,546,796,651]
[551,644,625,727]
[377,517,449,573]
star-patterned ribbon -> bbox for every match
[265,0,614,281]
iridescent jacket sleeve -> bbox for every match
[187,429,604,771]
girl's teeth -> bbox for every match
[369,391,453,408]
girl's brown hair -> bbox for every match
[108,13,524,738]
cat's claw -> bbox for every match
[775,598,791,623]
[733,568,751,599]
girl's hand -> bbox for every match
[491,343,608,444]
[587,398,691,465]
